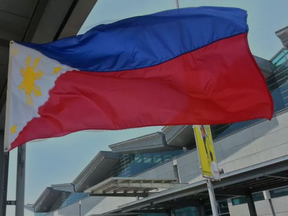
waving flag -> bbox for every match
[4,7,273,151]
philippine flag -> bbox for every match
[4,7,273,151]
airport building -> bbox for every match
[32,28,288,216]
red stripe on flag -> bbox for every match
[11,33,273,150]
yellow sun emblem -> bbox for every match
[18,56,43,106]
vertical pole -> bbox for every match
[175,0,180,9]
[1,41,13,216]
[207,179,218,216]
[246,192,257,216]
[79,200,82,216]
[0,143,9,216]
[15,144,26,216]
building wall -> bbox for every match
[136,110,288,185]
[95,110,287,215]
[136,160,175,179]
[43,110,288,216]
[80,196,136,215]
[133,110,288,185]
[216,111,288,173]
[229,196,288,216]
[189,110,288,184]
[46,202,79,216]
[110,132,165,152]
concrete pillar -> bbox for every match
[264,190,276,216]
[263,190,271,200]
[246,192,257,216]
[227,198,232,208]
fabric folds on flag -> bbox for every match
[5,7,273,151]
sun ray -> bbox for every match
[21,68,25,76]
[33,85,41,90]
[33,86,42,96]
[32,57,40,69]
[35,70,43,80]
[19,83,25,91]
[32,90,37,98]
[25,94,30,105]
[29,94,33,106]
[26,56,31,68]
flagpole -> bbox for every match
[0,138,9,216]
[15,144,26,216]
[175,0,180,9]
[0,41,15,216]
[207,179,219,216]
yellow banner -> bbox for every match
[193,125,218,179]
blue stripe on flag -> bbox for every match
[20,7,248,72]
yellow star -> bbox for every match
[53,66,62,75]
[14,49,18,56]
[10,124,18,135]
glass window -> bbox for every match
[204,200,230,216]
[252,192,265,202]
[232,197,247,205]
[107,150,184,179]
[232,192,264,206]
[135,154,142,163]
[141,214,167,216]
[272,49,288,71]
[35,213,49,216]
[153,153,163,164]
[270,187,288,198]
[173,206,198,216]
[163,154,172,162]
[204,203,212,215]
[60,193,88,209]
[218,200,230,215]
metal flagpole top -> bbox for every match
[175,0,180,9]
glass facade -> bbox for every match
[270,186,288,198]
[141,214,167,216]
[35,151,183,215]
[211,48,288,140]
[35,192,88,215]
[35,213,49,216]
[60,193,88,208]
[173,207,198,216]
[204,200,230,216]
[107,150,184,178]
[140,207,198,216]
[231,192,265,206]
[231,186,288,207]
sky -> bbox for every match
[6,0,288,215]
